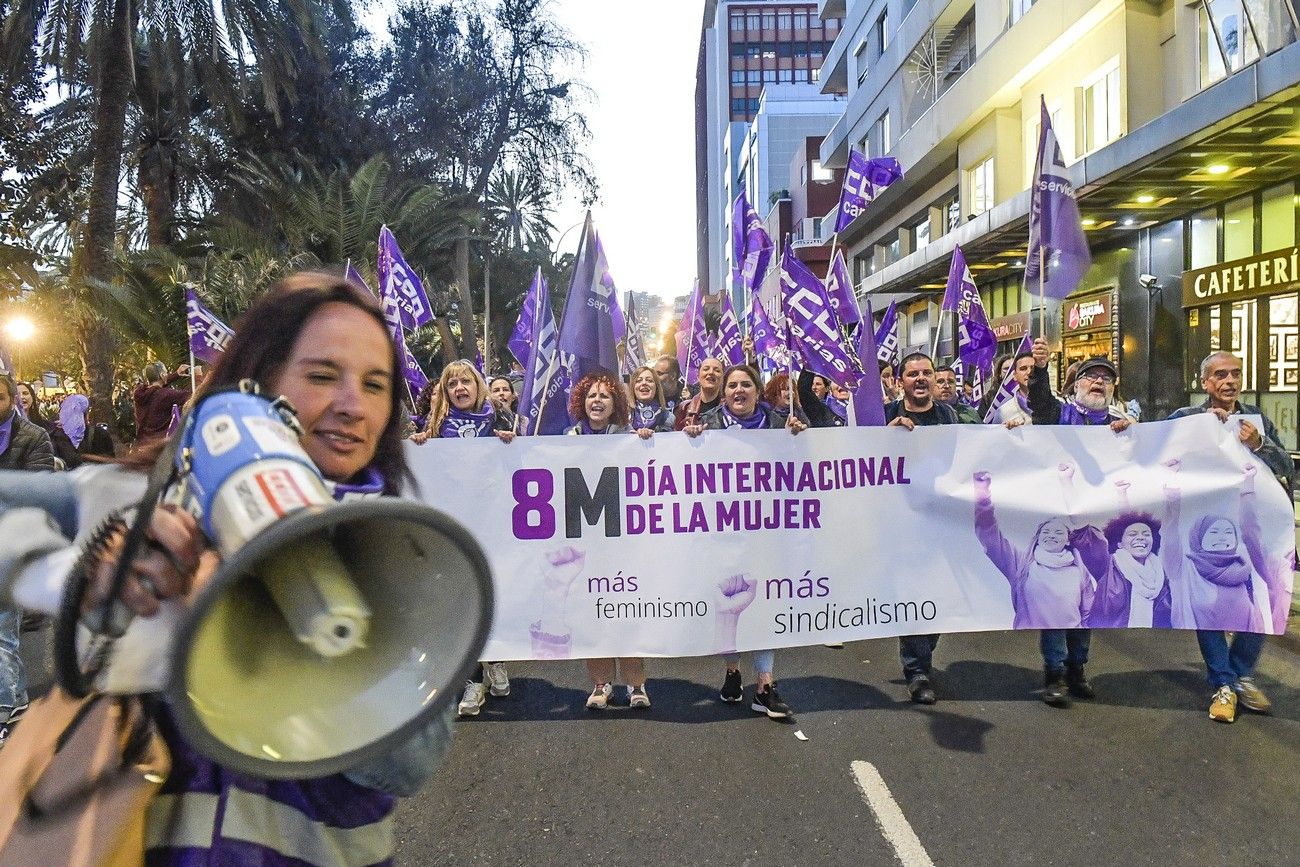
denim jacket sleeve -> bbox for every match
[343,705,456,797]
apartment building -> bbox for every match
[696,1,844,299]
[816,0,1300,426]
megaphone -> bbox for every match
[158,382,491,780]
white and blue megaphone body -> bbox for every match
[161,382,492,779]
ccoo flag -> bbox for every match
[825,248,861,328]
[715,290,746,366]
[675,281,710,384]
[184,286,235,364]
[873,300,900,370]
[851,299,887,426]
[983,332,1034,423]
[516,271,562,436]
[349,262,429,399]
[378,226,434,329]
[941,244,998,398]
[748,293,790,368]
[732,191,774,294]
[1024,97,1092,300]
[778,242,861,390]
[834,152,904,233]
[622,292,648,376]
[509,268,547,369]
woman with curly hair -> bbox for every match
[564,371,650,709]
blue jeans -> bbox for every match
[0,605,26,715]
[1040,629,1090,672]
[899,634,940,681]
[1195,630,1266,689]
[724,650,775,676]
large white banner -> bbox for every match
[406,415,1295,661]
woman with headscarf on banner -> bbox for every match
[971,469,1109,707]
[411,361,515,716]
[1162,464,1291,721]
[674,357,724,430]
[685,364,805,720]
[1090,477,1181,629]
[411,361,516,445]
[627,365,676,435]
[564,371,651,709]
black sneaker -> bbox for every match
[1065,665,1095,700]
[751,684,792,719]
[907,676,937,705]
[720,669,743,703]
[1043,668,1070,707]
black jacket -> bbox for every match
[0,411,57,471]
[797,370,847,428]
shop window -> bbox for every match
[1261,183,1296,252]
[1224,195,1254,261]
[1231,299,1258,391]
[1190,209,1218,269]
[1268,294,1298,391]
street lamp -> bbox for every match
[2,315,36,379]
[550,219,586,266]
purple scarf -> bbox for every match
[0,409,14,454]
[1186,515,1252,588]
[633,401,663,430]
[330,465,386,500]
[59,393,89,447]
[720,403,768,430]
[439,403,496,439]
[1058,399,1112,426]
[579,419,618,435]
[824,395,848,421]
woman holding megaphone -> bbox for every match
[23,274,460,866]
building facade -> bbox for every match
[696,1,844,298]
[814,0,1300,422]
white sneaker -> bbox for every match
[628,685,651,709]
[458,681,487,717]
[585,682,612,710]
[484,663,511,697]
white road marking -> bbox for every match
[850,760,935,867]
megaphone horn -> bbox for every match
[116,381,492,780]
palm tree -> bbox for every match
[0,0,328,419]
[485,169,555,251]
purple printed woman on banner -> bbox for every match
[972,469,1109,629]
[1091,475,1180,629]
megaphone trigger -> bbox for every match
[259,534,371,658]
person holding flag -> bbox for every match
[937,245,996,404]
[133,361,192,444]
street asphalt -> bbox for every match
[394,629,1300,866]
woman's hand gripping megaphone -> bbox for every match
[82,504,217,619]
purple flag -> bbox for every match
[942,245,997,398]
[537,213,619,434]
[834,152,904,233]
[748,293,790,368]
[355,257,429,399]
[675,281,709,384]
[851,299,886,426]
[715,291,745,366]
[733,191,774,294]
[983,332,1033,423]
[873,300,900,369]
[516,272,561,436]
[509,269,546,369]
[1024,98,1092,301]
[825,248,861,327]
[184,286,234,364]
[166,404,182,437]
[778,242,861,389]
[377,226,434,329]
[621,292,648,377]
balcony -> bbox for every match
[819,0,848,19]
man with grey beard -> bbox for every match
[1025,338,1132,706]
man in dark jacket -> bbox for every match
[1166,350,1291,724]
[934,364,982,424]
[133,361,190,442]
[883,352,958,704]
[0,372,54,748]
[1027,339,1132,707]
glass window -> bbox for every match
[731,98,747,115]
[811,160,833,182]
[1010,0,1036,24]
[777,13,791,29]
[1231,298,1258,391]
[795,42,808,57]
[1262,183,1296,252]
[746,13,760,30]
[877,11,890,54]
[811,43,824,59]
[747,69,761,84]
[778,43,793,58]
[794,12,808,29]
[878,111,891,154]
[1082,63,1121,153]
[731,13,745,32]
[748,98,760,114]
[827,18,839,32]
[762,12,775,29]
[1224,195,1254,261]
[1190,209,1218,268]
[746,44,761,58]
[779,67,794,82]
[731,43,745,57]
[811,65,820,82]
[1268,294,1298,392]
[762,68,777,83]
[794,67,810,82]
[730,69,743,84]
[966,156,994,216]
[914,218,931,250]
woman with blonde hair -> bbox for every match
[412,360,515,444]
[627,365,676,435]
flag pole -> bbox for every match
[1037,245,1046,338]
[189,348,196,391]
